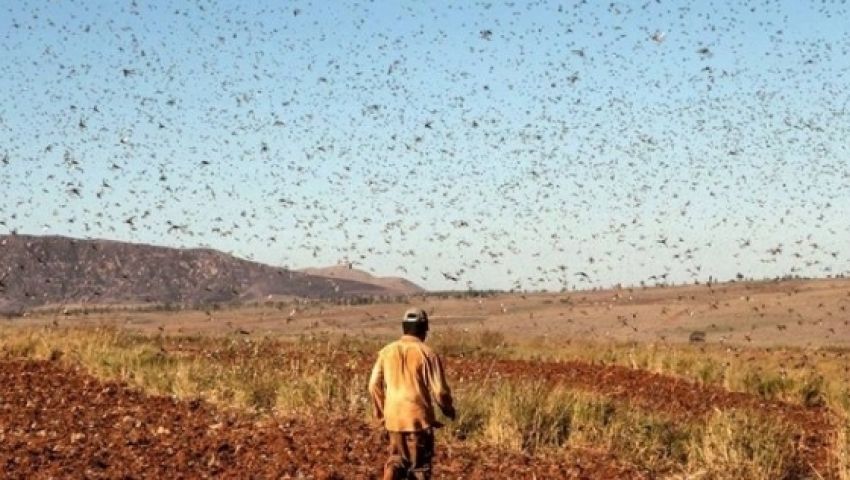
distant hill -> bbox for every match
[300,265,424,295]
[0,234,407,313]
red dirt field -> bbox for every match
[0,359,646,479]
[159,339,839,476]
[186,340,836,460]
[454,357,835,431]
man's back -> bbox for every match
[368,335,453,432]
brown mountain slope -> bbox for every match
[0,234,396,313]
[300,265,424,295]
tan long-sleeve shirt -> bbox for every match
[368,335,454,432]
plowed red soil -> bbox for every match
[170,340,840,476]
[0,360,645,479]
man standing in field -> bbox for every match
[368,308,456,480]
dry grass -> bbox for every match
[450,379,805,478]
[429,328,846,409]
[0,327,371,417]
[0,326,830,478]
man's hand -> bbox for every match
[442,405,456,421]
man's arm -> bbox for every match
[367,354,385,423]
[426,353,455,420]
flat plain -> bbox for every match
[3,277,850,478]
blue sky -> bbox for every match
[1,0,849,290]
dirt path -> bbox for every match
[0,360,645,479]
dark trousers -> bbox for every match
[383,429,434,480]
